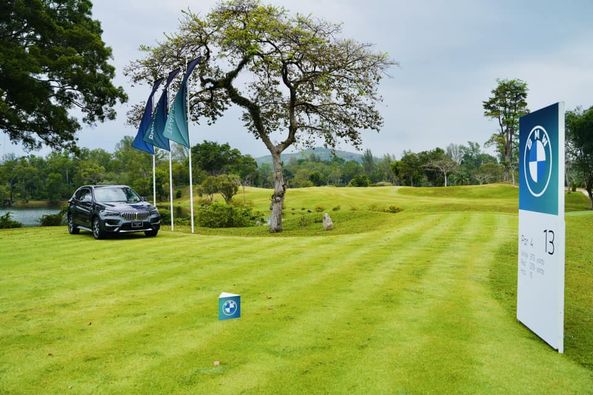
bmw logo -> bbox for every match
[222,300,238,316]
[523,125,553,197]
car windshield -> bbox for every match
[94,187,141,203]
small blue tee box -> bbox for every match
[218,292,241,320]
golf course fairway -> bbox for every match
[1,185,592,393]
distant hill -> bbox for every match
[255,147,363,166]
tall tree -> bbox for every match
[0,0,127,150]
[392,151,422,187]
[126,0,394,232]
[566,106,593,208]
[446,143,463,164]
[426,156,458,187]
[361,149,376,179]
[483,79,529,185]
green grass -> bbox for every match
[1,184,592,393]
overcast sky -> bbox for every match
[2,0,593,159]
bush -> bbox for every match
[385,205,402,214]
[0,212,23,228]
[39,213,65,226]
[176,190,182,198]
[197,202,261,228]
[314,205,324,213]
[349,175,370,187]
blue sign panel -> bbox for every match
[218,292,241,320]
[519,103,561,215]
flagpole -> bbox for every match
[186,57,195,234]
[169,148,174,231]
[188,146,195,233]
[152,153,157,206]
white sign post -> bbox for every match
[517,102,565,353]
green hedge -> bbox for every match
[39,213,65,226]
[197,202,262,228]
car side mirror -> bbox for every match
[140,196,146,202]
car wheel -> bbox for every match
[67,214,79,234]
[92,217,105,240]
[145,229,158,237]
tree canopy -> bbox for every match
[566,106,593,208]
[0,0,127,150]
[483,79,529,184]
[126,0,394,232]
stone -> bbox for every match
[322,213,333,230]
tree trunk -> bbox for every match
[444,172,448,187]
[269,151,286,232]
[587,178,593,210]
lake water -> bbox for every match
[0,208,61,227]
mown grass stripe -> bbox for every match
[122,214,464,393]
[204,213,474,394]
[0,215,441,392]
[0,232,310,311]
[37,213,449,393]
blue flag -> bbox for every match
[132,78,163,154]
[163,57,201,148]
[144,69,181,151]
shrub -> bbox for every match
[385,205,402,214]
[0,212,22,228]
[332,205,341,211]
[39,213,65,226]
[198,202,260,228]
[314,205,324,213]
[176,190,182,198]
[231,198,253,208]
[349,175,370,187]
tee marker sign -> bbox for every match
[517,102,565,353]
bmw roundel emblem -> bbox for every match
[523,125,553,198]
[222,300,238,316]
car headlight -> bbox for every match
[102,210,120,217]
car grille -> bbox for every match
[121,211,150,221]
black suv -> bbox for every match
[67,185,161,239]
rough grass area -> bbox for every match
[1,185,592,393]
